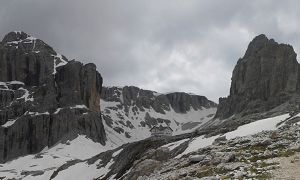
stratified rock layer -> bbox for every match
[0,31,106,162]
[215,34,300,119]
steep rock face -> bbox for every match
[0,31,64,86]
[166,92,216,113]
[56,62,102,112]
[215,34,300,119]
[100,86,217,144]
[0,31,105,162]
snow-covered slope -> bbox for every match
[0,85,218,179]
[101,86,217,145]
[176,113,290,158]
[31,112,294,180]
[0,135,117,180]
[0,109,296,179]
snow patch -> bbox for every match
[17,87,34,102]
[54,108,63,114]
[162,138,190,151]
[52,53,68,74]
[70,105,88,109]
[1,119,17,127]
[176,113,290,158]
[112,148,123,157]
[26,111,50,116]
[0,135,114,180]
[8,81,24,85]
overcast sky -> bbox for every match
[1,0,300,102]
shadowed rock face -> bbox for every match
[215,34,300,119]
[56,62,102,111]
[0,31,105,162]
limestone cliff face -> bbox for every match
[56,62,102,112]
[0,31,60,86]
[0,31,105,162]
[215,34,300,119]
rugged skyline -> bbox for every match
[1,0,300,102]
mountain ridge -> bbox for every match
[101,85,217,145]
[1,32,300,179]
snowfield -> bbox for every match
[0,135,116,180]
[0,112,291,179]
[176,113,290,158]
[100,98,217,146]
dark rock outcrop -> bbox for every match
[215,34,300,119]
[0,31,106,162]
[56,62,102,111]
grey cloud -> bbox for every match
[1,0,300,102]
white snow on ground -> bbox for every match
[176,113,290,158]
[0,135,116,180]
[100,97,217,146]
[6,33,37,50]
[0,81,24,90]
[162,138,190,151]
[54,108,63,114]
[112,148,123,157]
[225,114,289,139]
[26,111,50,116]
[52,53,68,74]
[52,158,115,180]
[1,119,17,127]
[17,87,34,102]
[70,105,88,109]
[1,111,50,128]
[7,81,24,85]
[0,82,8,89]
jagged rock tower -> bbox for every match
[0,31,106,162]
[215,34,300,119]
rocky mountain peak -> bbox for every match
[215,34,300,119]
[2,31,30,43]
[0,31,105,162]
[243,34,294,59]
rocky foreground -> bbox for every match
[122,115,300,180]
[143,124,300,179]
[39,113,298,180]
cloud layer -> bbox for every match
[1,0,300,102]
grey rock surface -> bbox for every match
[215,34,300,119]
[0,31,106,162]
[101,86,217,115]
[100,86,217,140]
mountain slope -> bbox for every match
[101,86,217,145]
[0,31,218,179]
[41,113,300,180]
[2,32,300,180]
